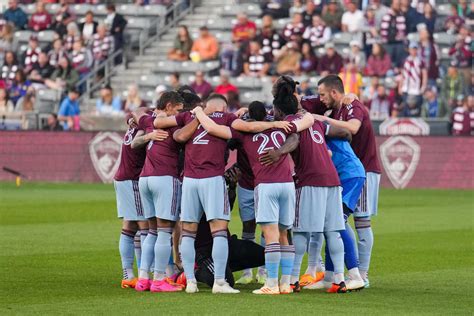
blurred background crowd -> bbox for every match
[0,0,472,135]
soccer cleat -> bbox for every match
[150,279,183,292]
[235,274,253,285]
[327,281,347,293]
[299,274,316,287]
[303,280,332,290]
[256,272,267,285]
[212,282,240,294]
[253,285,280,295]
[175,272,187,287]
[135,278,151,291]
[185,281,199,293]
[279,283,293,294]
[363,278,370,288]
[315,271,325,282]
[346,279,365,292]
[290,281,301,293]
[165,277,185,289]
[121,278,138,289]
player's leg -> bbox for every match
[342,205,364,291]
[291,231,309,289]
[256,232,267,284]
[306,233,325,281]
[236,184,256,284]
[119,220,138,288]
[134,179,148,270]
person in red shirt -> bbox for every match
[28,1,52,32]
[232,13,257,43]
[451,95,474,136]
[214,72,238,95]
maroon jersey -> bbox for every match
[236,125,297,186]
[114,127,146,181]
[237,145,254,190]
[331,100,381,173]
[451,107,474,136]
[300,95,327,115]
[286,114,340,188]
[177,111,237,179]
[138,115,181,178]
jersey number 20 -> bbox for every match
[253,131,286,154]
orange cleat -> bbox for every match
[121,278,138,289]
[315,271,325,282]
[299,274,316,287]
[327,282,347,293]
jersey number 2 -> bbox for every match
[192,126,209,145]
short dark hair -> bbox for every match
[273,76,299,115]
[248,101,267,121]
[106,4,116,11]
[177,85,201,110]
[199,26,208,31]
[317,74,344,93]
[171,72,180,80]
[85,10,93,16]
[206,93,228,105]
[156,91,184,110]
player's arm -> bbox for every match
[314,114,361,135]
[173,118,200,143]
[131,129,169,149]
[259,133,300,166]
[292,112,314,132]
[324,122,352,142]
[341,93,358,106]
[231,118,293,133]
[193,106,233,139]
[153,114,178,129]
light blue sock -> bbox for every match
[211,230,229,282]
[139,229,156,278]
[291,232,309,284]
[265,243,280,287]
[355,217,373,275]
[280,244,295,285]
[154,227,173,280]
[134,231,143,269]
[179,229,196,282]
[307,232,324,275]
[120,229,136,279]
[258,234,266,274]
[325,231,344,283]
[241,232,255,277]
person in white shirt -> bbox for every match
[341,1,364,42]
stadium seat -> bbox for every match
[139,5,168,17]
[433,33,456,46]
[217,4,262,17]
[436,4,451,16]
[37,30,57,44]
[45,3,61,15]
[229,76,263,90]
[333,32,352,45]
[70,4,93,16]
[240,91,264,104]
[19,4,36,15]
[37,89,61,102]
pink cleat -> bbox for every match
[135,278,151,291]
[150,279,183,292]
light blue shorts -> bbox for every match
[139,176,181,221]
[181,176,230,223]
[354,172,381,218]
[114,180,145,221]
[254,182,295,229]
[294,186,344,233]
[237,185,255,222]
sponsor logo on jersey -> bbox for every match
[89,132,123,183]
[380,136,420,189]
[379,118,430,136]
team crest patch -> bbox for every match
[380,136,420,189]
[89,132,123,183]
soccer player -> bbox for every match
[315,75,381,287]
[155,93,288,294]
[260,77,350,293]
[131,91,185,292]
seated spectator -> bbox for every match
[58,88,80,131]
[91,24,113,64]
[289,0,305,18]
[96,85,122,115]
[232,13,257,43]
[70,39,93,75]
[348,40,366,73]
[43,113,64,131]
[168,72,180,91]
[9,70,31,105]
[380,0,408,68]
[260,0,290,20]
[418,25,439,88]
[65,22,81,52]
[362,76,379,104]
[369,84,394,119]
[276,42,302,76]
[29,1,52,32]
[256,15,286,62]
[420,3,436,35]
[190,71,213,100]
[421,86,438,118]
[79,11,98,46]
[243,41,270,78]
[449,25,472,85]
[190,26,219,62]
[3,0,28,30]
[0,87,14,112]
[444,4,465,34]
[317,42,343,76]
[398,42,427,117]
[400,0,423,34]
[0,23,14,65]
[22,35,42,73]
[371,0,390,26]
[365,42,392,77]
[362,5,379,56]
[214,72,238,95]
[29,52,54,88]
[48,38,67,69]
[45,57,79,91]
[297,79,315,96]
[299,42,318,74]
[339,62,363,97]
[226,90,241,113]
[52,1,76,38]
[168,25,193,61]
[123,84,147,113]
[451,95,473,136]
[341,1,364,42]
[302,0,320,27]
[302,15,331,48]
[439,65,465,117]
[1,51,19,87]
[15,86,35,112]
[321,0,343,33]
[220,40,245,77]
[282,12,305,42]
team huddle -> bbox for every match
[114,74,381,295]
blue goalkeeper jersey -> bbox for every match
[326,139,366,181]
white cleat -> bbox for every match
[256,272,267,285]
[279,283,293,294]
[212,281,240,294]
[304,280,332,290]
[253,285,280,295]
[346,279,365,291]
[185,281,199,293]
[235,274,253,285]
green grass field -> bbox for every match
[0,182,473,315]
